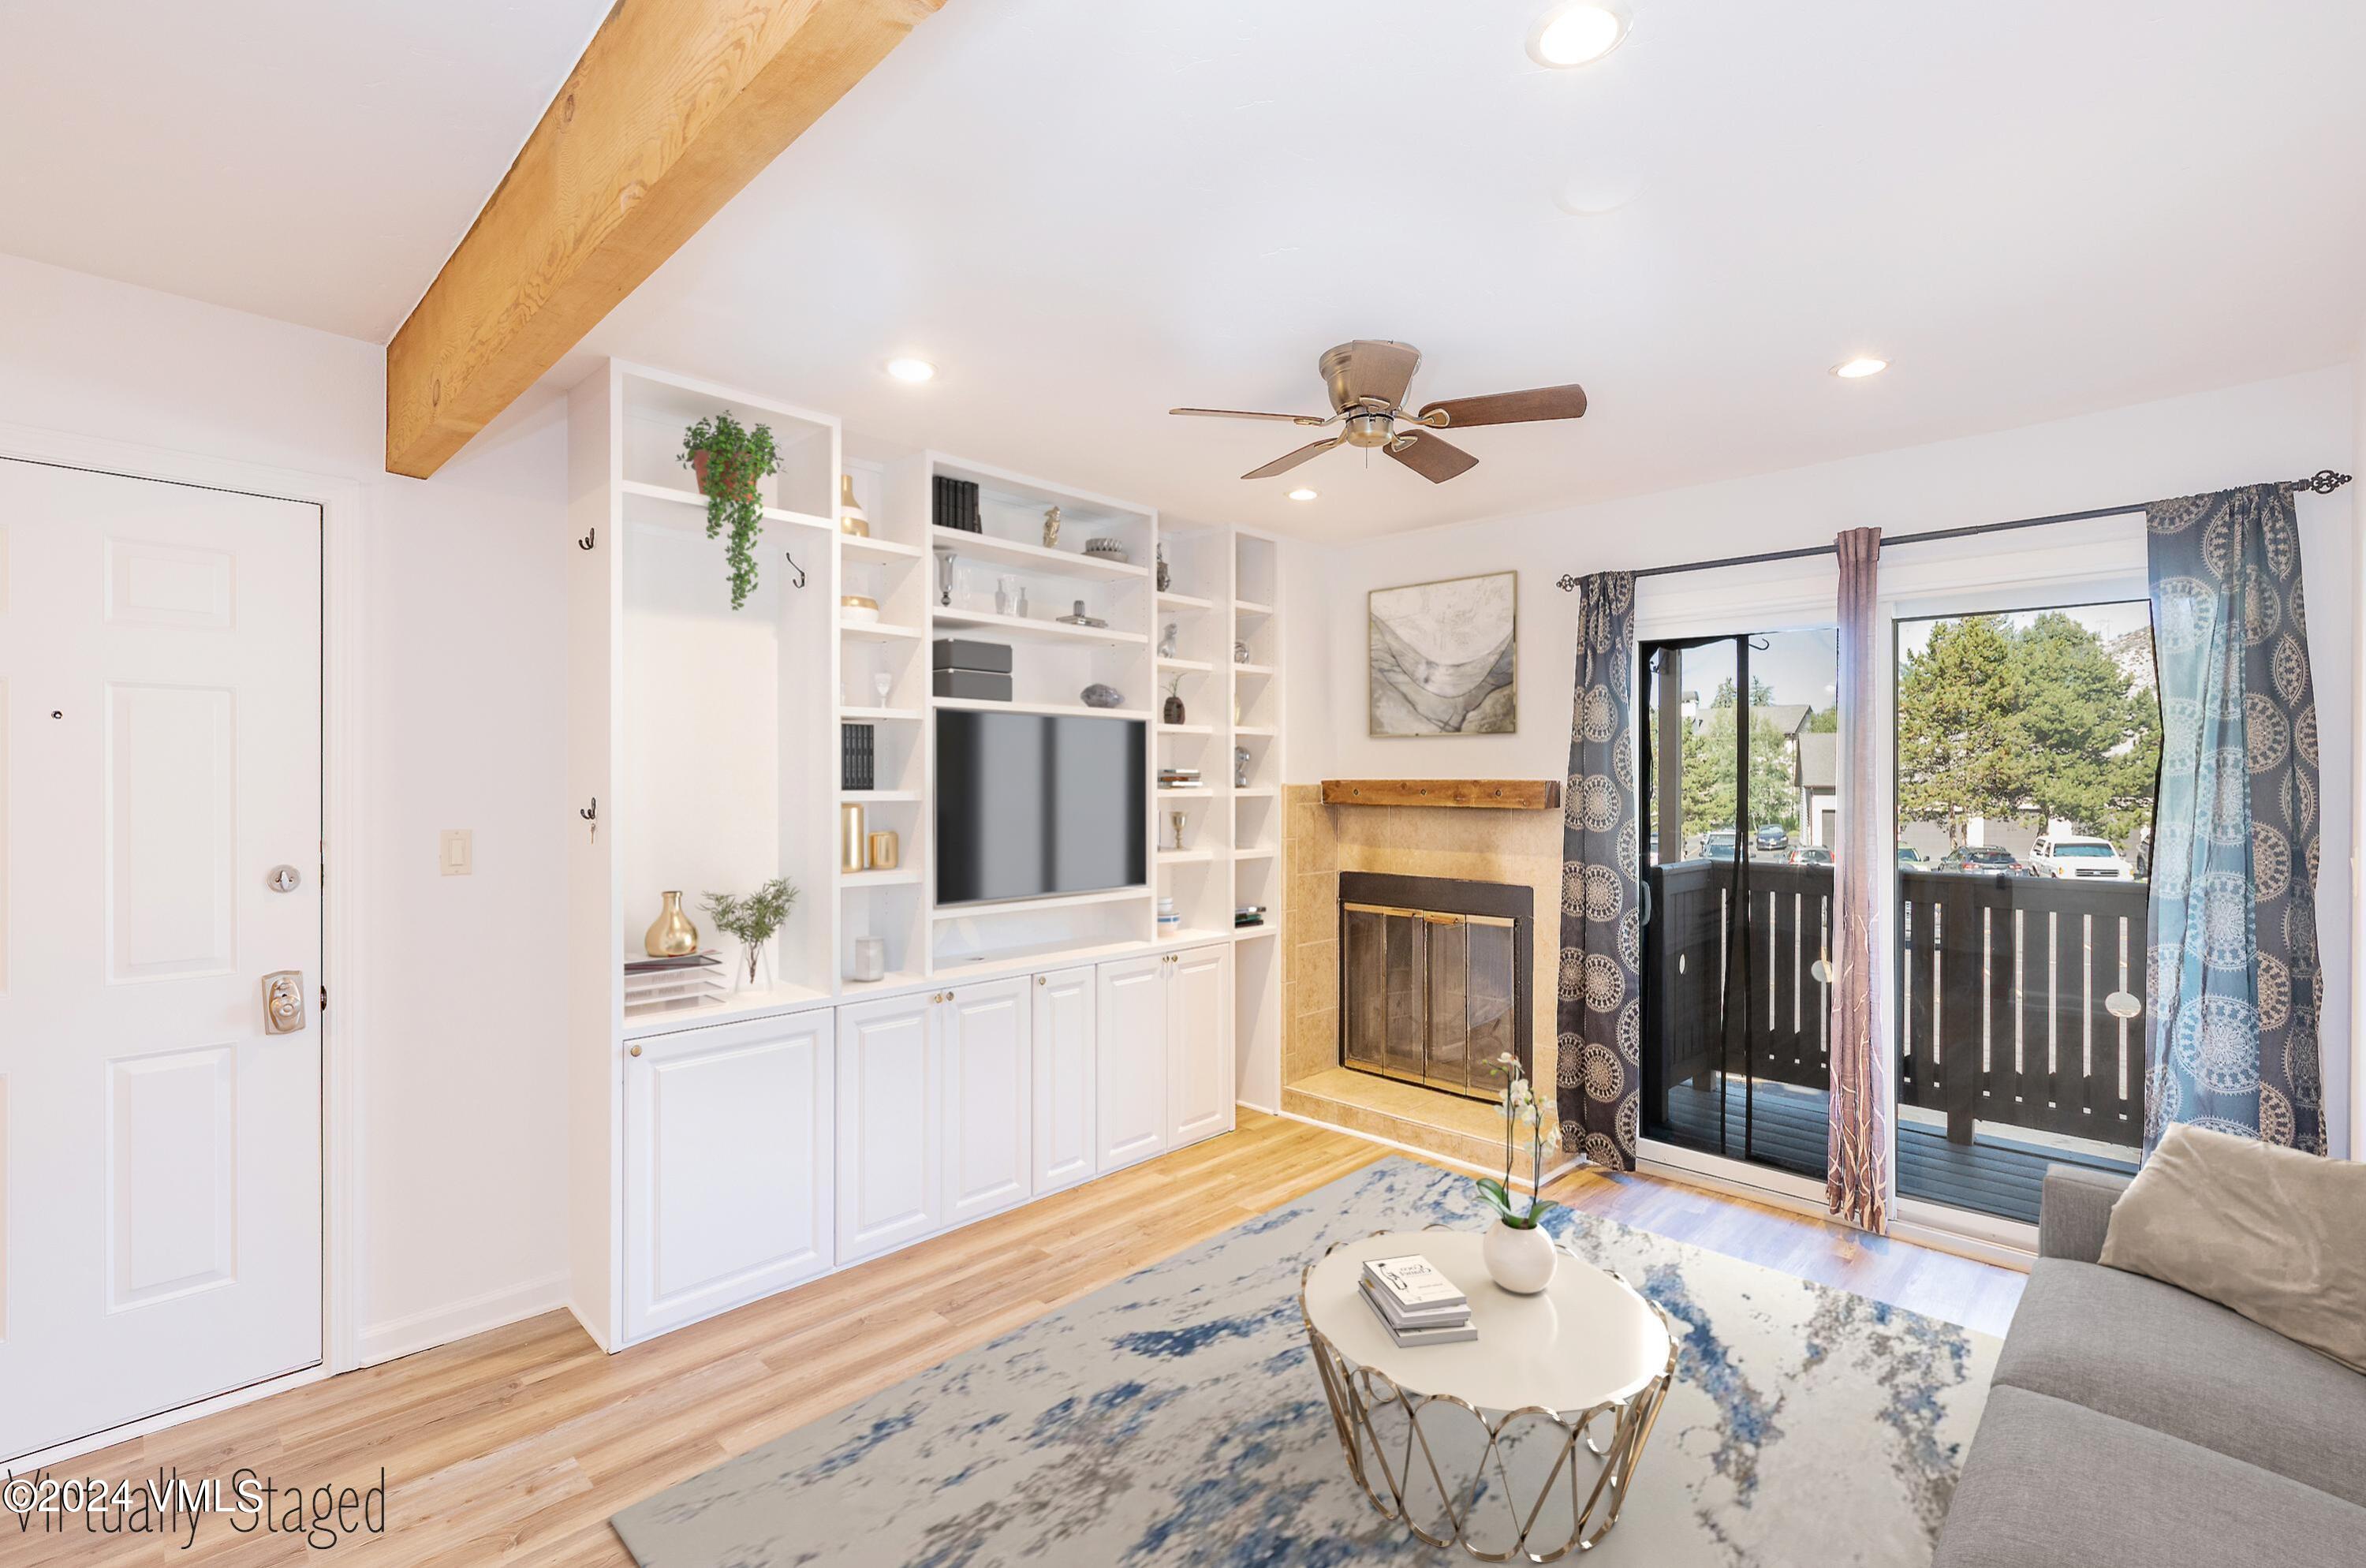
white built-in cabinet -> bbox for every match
[1169,943,1236,1146]
[623,1013,834,1343]
[1097,955,1170,1172]
[1031,966,1098,1194]
[570,360,1273,1351]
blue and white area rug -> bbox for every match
[612,1158,1997,1566]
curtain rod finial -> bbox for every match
[2292,469,2351,495]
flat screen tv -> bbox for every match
[935,710,1148,905]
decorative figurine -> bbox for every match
[1081,683,1126,709]
[1170,810,1189,852]
[1233,640,1252,664]
[1162,676,1186,726]
[934,547,958,608]
[1042,505,1062,548]
[1159,622,1180,659]
[1234,746,1251,788]
[1155,543,1171,592]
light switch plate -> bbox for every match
[440,829,473,875]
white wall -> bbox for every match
[0,254,571,1361]
[1289,365,2359,1156]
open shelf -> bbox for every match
[1158,655,1213,674]
[1159,722,1214,737]
[1157,786,1216,799]
[1233,924,1279,942]
[1233,786,1278,799]
[1234,724,1276,737]
[838,705,923,722]
[933,607,1148,648]
[1233,847,1278,861]
[1157,848,1218,864]
[931,887,1150,921]
[1232,663,1274,678]
[1234,599,1274,617]
[838,969,928,995]
[621,480,832,536]
[933,695,1152,721]
[838,868,923,887]
[840,789,921,803]
[1158,590,1216,612]
[842,534,924,562]
[1159,926,1231,946]
[929,525,1148,581]
[841,620,923,642]
[622,980,833,1041]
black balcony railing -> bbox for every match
[1644,859,2148,1155]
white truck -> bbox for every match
[2029,834,2136,880]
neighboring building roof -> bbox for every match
[1794,730,1838,792]
[1757,703,1812,737]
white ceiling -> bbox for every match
[5,2,2362,540]
[0,0,611,340]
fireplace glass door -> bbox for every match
[1342,903,1517,1100]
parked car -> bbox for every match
[1787,846,1833,866]
[1702,828,1737,861]
[1897,846,1926,866]
[2029,834,2136,880]
[1754,823,1789,852]
[1936,845,2032,876]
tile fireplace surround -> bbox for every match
[1283,785,1567,1171]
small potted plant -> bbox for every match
[1475,1051,1562,1293]
[680,413,781,610]
[701,877,798,990]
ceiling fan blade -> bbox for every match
[1242,436,1343,480]
[1418,383,1589,428]
[1386,431,1479,483]
[1170,406,1324,424]
[1320,339,1422,413]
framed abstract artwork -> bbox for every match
[1368,570,1517,736]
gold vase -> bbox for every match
[868,830,900,870]
[838,474,870,537]
[842,804,869,872]
[644,890,698,958]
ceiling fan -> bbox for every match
[1170,340,1588,484]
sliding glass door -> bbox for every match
[1891,600,2155,1223]
[1640,627,1840,1181]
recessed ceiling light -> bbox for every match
[1831,357,1889,379]
[886,357,936,383]
[1528,3,1628,68]
[1287,487,1318,502]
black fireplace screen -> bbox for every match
[1338,872,1532,1102]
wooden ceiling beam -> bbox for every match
[386,0,946,479]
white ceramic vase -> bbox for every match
[1482,1218,1558,1295]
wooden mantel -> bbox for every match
[1321,779,1562,810]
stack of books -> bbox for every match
[1159,767,1203,790]
[623,951,724,1017]
[1360,1254,1477,1347]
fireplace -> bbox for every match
[1338,872,1532,1101]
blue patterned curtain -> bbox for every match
[1558,573,1640,1170]
[2144,483,2323,1155]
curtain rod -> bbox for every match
[1554,469,2353,591]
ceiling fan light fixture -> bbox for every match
[1831,356,1890,379]
[1528,2,1629,68]
[886,357,936,383]
[1287,487,1318,502]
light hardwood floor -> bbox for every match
[24,1112,2023,1565]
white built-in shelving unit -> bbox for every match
[564,360,1288,1350]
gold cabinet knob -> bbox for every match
[629,1043,642,1057]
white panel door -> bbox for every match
[625,1010,833,1342]
[1095,955,1167,1174]
[1030,966,1096,1194]
[1167,943,1235,1148]
[0,458,322,1462]
[835,991,940,1263]
[940,979,1031,1226]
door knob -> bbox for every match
[262,970,308,1034]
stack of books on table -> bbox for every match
[1360,1254,1477,1347]
[622,951,724,1017]
[1158,767,1204,790]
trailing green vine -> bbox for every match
[680,413,781,610]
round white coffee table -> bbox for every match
[1298,1230,1677,1562]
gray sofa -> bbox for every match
[1933,1164,2366,1568]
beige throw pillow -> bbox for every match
[2099,1122,2366,1373]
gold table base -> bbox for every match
[1299,1252,1677,1562]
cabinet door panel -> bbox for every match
[943,978,1032,1224]
[836,992,940,1262]
[1095,955,1168,1173]
[1032,966,1097,1194]
[1168,943,1236,1147]
[625,1011,833,1342]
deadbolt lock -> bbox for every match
[263,970,308,1035]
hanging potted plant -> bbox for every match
[680,413,781,610]
[1475,1052,1562,1293]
